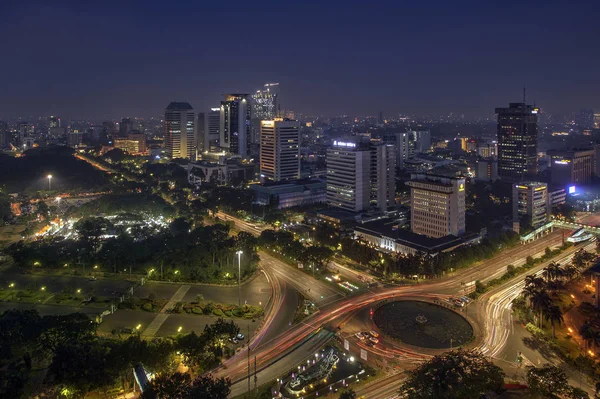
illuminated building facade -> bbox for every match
[496,103,539,182]
[326,138,396,212]
[407,173,466,238]
[114,132,147,154]
[513,182,548,230]
[259,118,300,182]
[547,148,595,186]
[164,102,195,159]
[220,94,251,156]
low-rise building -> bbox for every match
[354,218,479,256]
[251,179,326,209]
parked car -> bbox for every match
[236,333,245,340]
[229,337,239,344]
[88,276,97,281]
[369,337,379,345]
[355,332,365,340]
[369,330,379,338]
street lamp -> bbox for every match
[236,250,243,307]
[47,174,52,191]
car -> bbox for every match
[236,333,245,340]
[355,332,365,340]
[454,300,465,307]
[121,327,134,334]
[460,296,471,303]
[369,330,379,338]
[369,337,379,344]
[88,276,97,281]
[229,337,239,344]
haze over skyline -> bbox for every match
[1,0,599,120]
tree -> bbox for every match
[398,349,504,399]
[529,289,552,328]
[339,389,357,399]
[47,341,119,397]
[141,372,231,399]
[526,365,584,399]
[544,305,563,339]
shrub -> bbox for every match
[224,310,233,317]
[232,307,243,317]
[142,302,153,311]
[213,308,224,317]
[192,307,203,314]
[203,301,214,315]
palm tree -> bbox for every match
[530,289,552,328]
[544,305,563,338]
[563,264,578,283]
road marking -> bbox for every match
[141,285,190,337]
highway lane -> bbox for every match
[214,213,596,397]
[475,241,598,395]
[259,251,343,307]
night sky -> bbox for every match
[1,0,599,120]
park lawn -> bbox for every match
[552,291,577,313]
[550,322,582,359]
[0,224,27,248]
[0,289,53,303]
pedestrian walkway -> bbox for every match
[142,285,190,337]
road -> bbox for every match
[208,216,596,397]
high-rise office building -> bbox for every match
[252,83,279,120]
[220,94,251,156]
[49,116,60,129]
[547,148,596,186]
[496,102,539,182]
[372,143,396,211]
[260,118,300,182]
[251,83,280,152]
[48,116,66,137]
[197,108,220,153]
[407,173,466,238]
[119,118,134,137]
[164,102,195,160]
[326,138,396,212]
[476,158,498,181]
[513,182,548,231]
[383,129,430,168]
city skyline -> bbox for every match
[1,1,599,120]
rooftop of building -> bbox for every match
[166,102,193,110]
[355,218,466,253]
[515,181,547,188]
[251,178,326,194]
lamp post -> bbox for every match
[236,250,243,307]
[47,174,52,191]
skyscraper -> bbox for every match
[382,129,430,169]
[220,94,251,156]
[513,182,548,232]
[252,83,279,120]
[119,118,134,137]
[326,138,396,212]
[197,108,220,153]
[259,118,300,182]
[49,116,60,129]
[496,102,539,182]
[407,173,466,238]
[164,102,195,160]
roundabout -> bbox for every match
[372,300,474,349]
